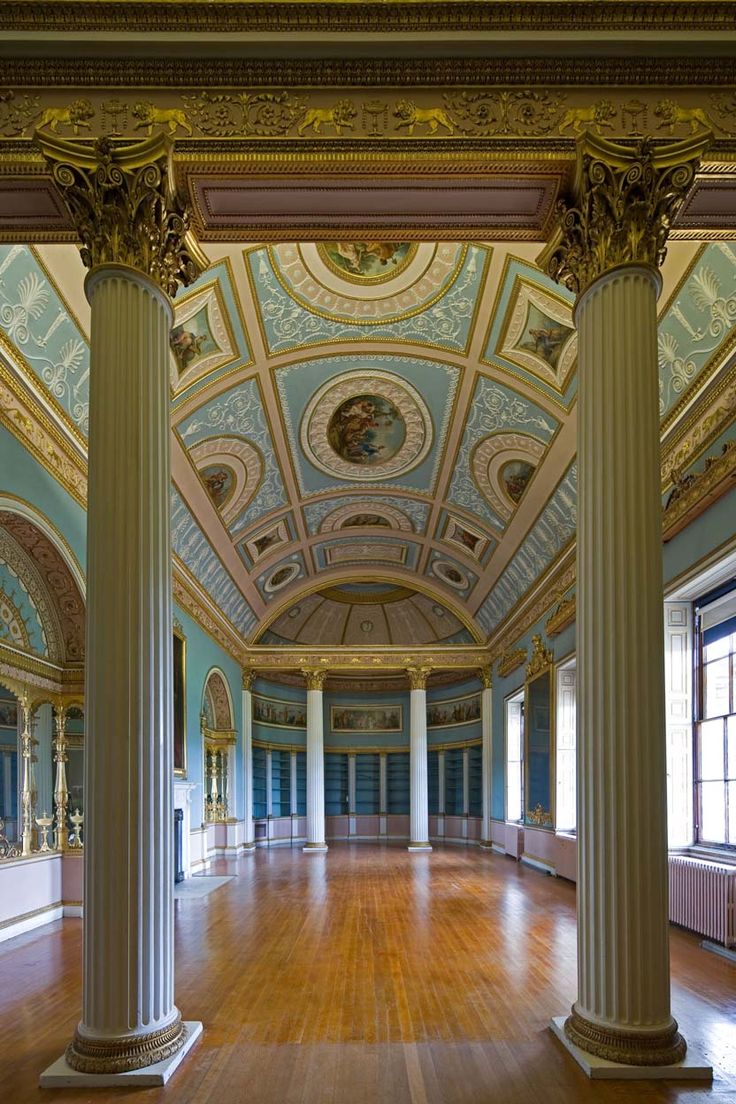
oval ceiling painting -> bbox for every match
[302,370,432,481]
[327,394,406,468]
[317,242,416,283]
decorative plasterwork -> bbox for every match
[497,648,527,679]
[471,431,547,524]
[301,369,432,482]
[190,435,263,526]
[0,529,55,660]
[170,281,237,394]
[203,670,233,731]
[663,439,736,540]
[496,277,577,394]
[439,514,492,563]
[317,500,414,533]
[545,594,576,636]
[526,634,554,679]
[241,517,293,566]
[303,494,428,535]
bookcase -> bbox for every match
[427,750,440,815]
[387,752,410,814]
[355,753,380,814]
[468,744,482,817]
[295,750,306,816]
[444,747,464,816]
[271,748,291,817]
[252,745,267,820]
[324,752,349,816]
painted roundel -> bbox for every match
[301,371,432,481]
[264,562,301,593]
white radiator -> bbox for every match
[668,855,736,948]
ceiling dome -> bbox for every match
[257,583,475,647]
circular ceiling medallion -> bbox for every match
[431,559,469,590]
[270,243,465,323]
[317,242,417,284]
[264,562,301,593]
[301,371,432,481]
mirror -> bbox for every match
[524,635,554,828]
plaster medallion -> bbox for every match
[270,242,465,323]
[264,561,301,593]
[301,370,432,481]
[431,559,470,590]
[471,432,546,522]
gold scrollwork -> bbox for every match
[497,648,527,678]
[540,133,710,298]
[545,595,576,636]
[34,132,203,298]
[525,634,553,680]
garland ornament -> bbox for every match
[539,131,710,300]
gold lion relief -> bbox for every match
[132,101,193,136]
[297,100,357,136]
[393,99,454,135]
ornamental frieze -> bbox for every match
[0,87,735,142]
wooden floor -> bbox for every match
[1,844,736,1103]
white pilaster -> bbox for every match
[480,672,493,848]
[408,669,431,852]
[303,670,327,852]
[241,675,255,852]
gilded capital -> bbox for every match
[35,131,204,298]
[478,666,493,690]
[539,132,709,298]
[407,666,431,691]
[241,668,255,692]
[304,668,327,691]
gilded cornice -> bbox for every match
[245,645,490,673]
[662,439,736,540]
[497,648,527,679]
[545,594,576,636]
[3,3,736,36]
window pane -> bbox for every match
[704,634,731,662]
[727,715,736,781]
[700,780,726,843]
[700,718,725,780]
[507,762,521,822]
[704,657,730,718]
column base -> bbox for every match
[241,843,256,853]
[550,1018,711,1081]
[302,842,328,853]
[478,839,494,850]
[40,1022,203,1088]
[563,1006,687,1066]
[407,842,433,852]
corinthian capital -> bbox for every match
[35,131,205,298]
[406,666,431,691]
[304,668,327,691]
[540,132,709,298]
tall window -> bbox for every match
[695,587,736,847]
[505,693,524,822]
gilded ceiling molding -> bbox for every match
[3,3,736,35]
[244,644,489,673]
[661,358,736,489]
[545,593,576,636]
[540,132,710,299]
[34,132,204,298]
[1,56,736,88]
[497,648,527,679]
[663,439,736,541]
[489,550,577,661]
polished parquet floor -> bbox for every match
[1,844,736,1103]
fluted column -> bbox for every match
[542,132,708,1071]
[19,691,33,856]
[241,670,255,852]
[303,669,328,852]
[407,667,432,852]
[37,132,203,1083]
[479,667,493,849]
[53,704,69,851]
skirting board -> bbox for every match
[702,939,736,964]
[0,903,63,944]
[550,1018,712,1080]
[40,1021,203,1088]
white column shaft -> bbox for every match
[480,686,493,844]
[576,266,672,1035]
[82,267,177,1042]
[304,688,326,850]
[242,688,255,847]
[409,688,431,850]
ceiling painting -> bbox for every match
[303,495,429,535]
[657,242,736,420]
[5,235,729,661]
[482,257,577,407]
[169,258,251,406]
[247,243,488,356]
[276,354,458,497]
[176,377,287,534]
